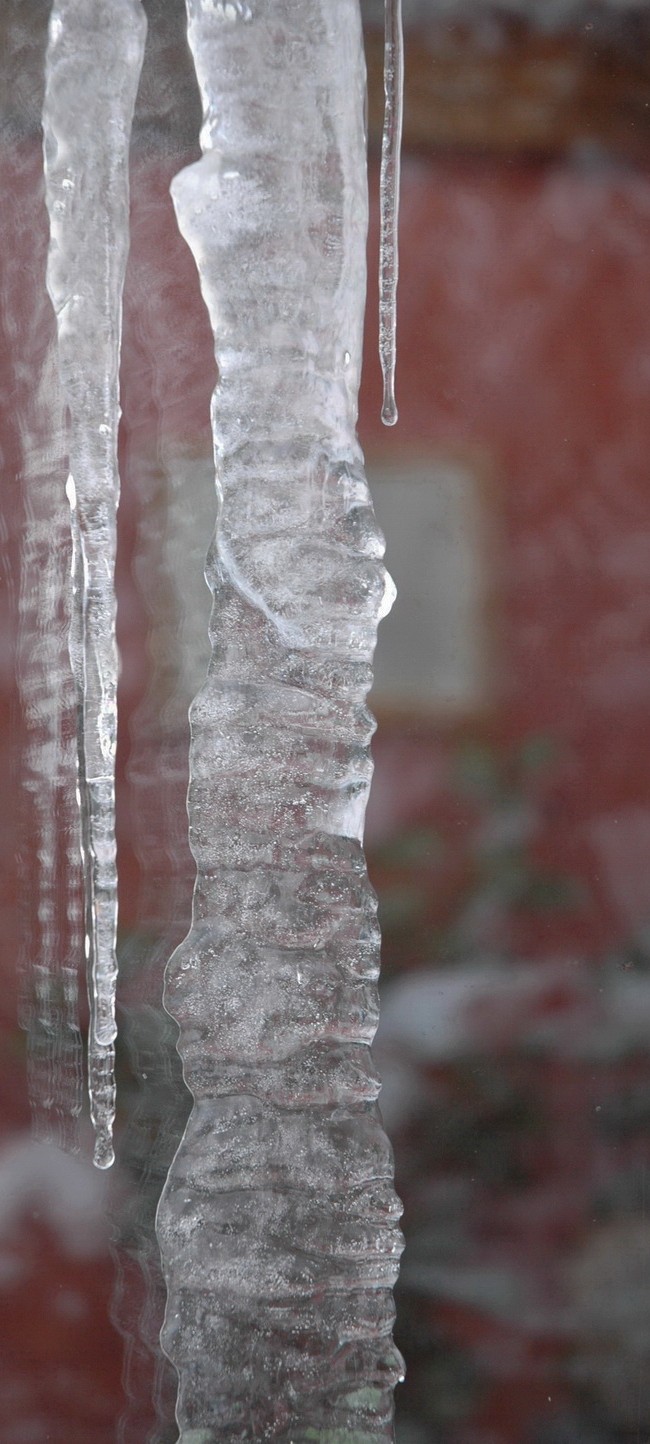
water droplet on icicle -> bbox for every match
[379,0,403,427]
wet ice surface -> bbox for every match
[43,0,147,1170]
[157,0,403,1437]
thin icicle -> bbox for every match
[43,0,147,1169]
[13,317,81,1150]
[379,0,404,426]
[19,494,85,1154]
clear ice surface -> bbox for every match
[157,0,404,1437]
[43,0,147,1170]
[379,0,403,426]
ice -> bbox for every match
[3,114,85,1156]
[109,446,207,1442]
[17,365,84,1155]
[42,0,147,1170]
[157,1,403,1436]
[379,0,404,427]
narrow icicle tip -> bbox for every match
[379,0,403,427]
[93,1130,115,1171]
[381,385,398,427]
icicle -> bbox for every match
[110,443,204,1438]
[8,175,85,1154]
[43,0,147,1170]
[379,0,404,426]
[157,0,403,1436]
[18,470,84,1156]
[1,88,85,1151]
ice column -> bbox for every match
[43,0,146,1169]
[158,1,404,1437]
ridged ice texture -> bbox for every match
[157,1,404,1439]
[43,0,146,1169]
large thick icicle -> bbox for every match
[157,1,404,1437]
[43,0,147,1170]
[379,0,404,426]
